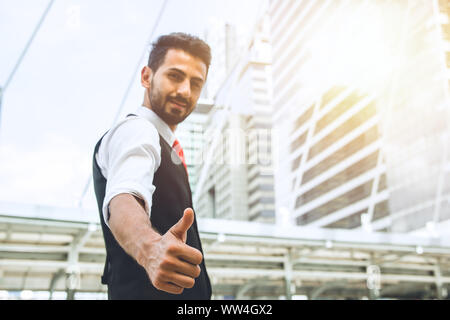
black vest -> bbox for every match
[92,120,211,300]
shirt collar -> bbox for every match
[135,106,176,147]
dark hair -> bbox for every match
[148,32,211,74]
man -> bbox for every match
[92,33,212,300]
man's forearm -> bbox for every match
[108,193,161,267]
[108,193,203,294]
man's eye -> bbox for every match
[169,73,182,81]
[192,81,202,89]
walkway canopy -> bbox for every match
[1,202,450,299]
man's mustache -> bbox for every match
[168,96,190,106]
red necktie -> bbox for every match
[172,139,188,174]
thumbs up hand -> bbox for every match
[142,208,203,295]
[169,207,194,243]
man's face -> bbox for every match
[143,49,207,127]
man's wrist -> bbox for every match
[135,232,162,268]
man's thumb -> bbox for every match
[170,208,194,241]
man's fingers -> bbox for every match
[177,262,201,279]
[178,247,203,266]
[169,208,194,242]
[166,243,203,268]
[155,280,184,295]
[168,242,202,265]
[167,273,196,289]
[163,257,201,278]
[155,271,196,293]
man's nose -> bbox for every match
[177,79,191,98]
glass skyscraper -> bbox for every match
[269,0,450,233]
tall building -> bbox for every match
[378,0,450,233]
[194,110,250,220]
[244,15,275,223]
[204,18,251,100]
[176,99,213,195]
[268,0,450,233]
[195,16,275,223]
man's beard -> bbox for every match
[148,81,193,126]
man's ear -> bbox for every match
[141,66,152,89]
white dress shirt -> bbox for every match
[96,106,176,229]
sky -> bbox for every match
[0,0,264,213]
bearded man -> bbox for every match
[93,33,212,300]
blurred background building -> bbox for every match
[174,99,213,195]
[194,15,276,223]
[268,0,450,235]
[1,0,450,300]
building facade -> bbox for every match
[194,17,276,223]
[176,99,213,195]
[268,0,450,233]
[203,18,251,100]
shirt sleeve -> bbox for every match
[98,117,161,229]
